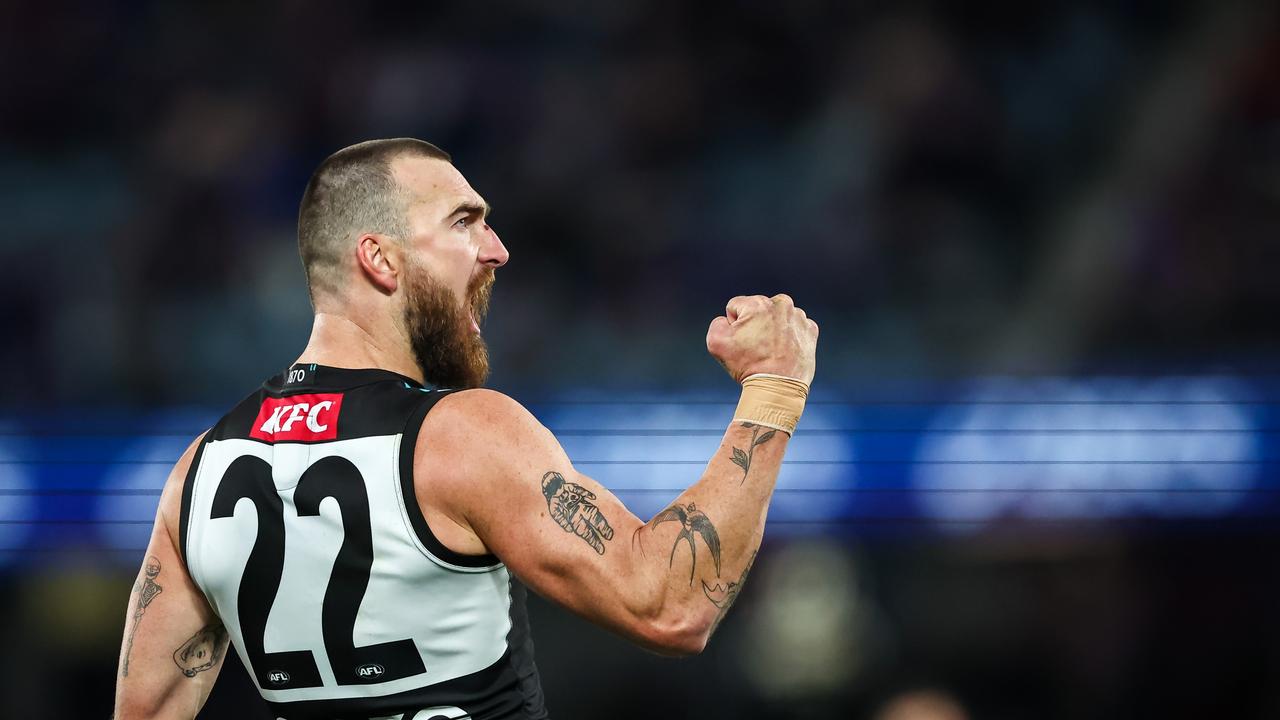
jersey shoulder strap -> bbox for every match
[398,389,500,569]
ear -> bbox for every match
[355,233,400,294]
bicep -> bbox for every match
[115,437,230,719]
[423,393,662,643]
[484,463,665,644]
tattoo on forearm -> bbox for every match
[703,550,758,634]
[653,503,721,585]
[122,555,164,677]
[730,422,777,483]
[173,622,228,677]
[542,471,615,554]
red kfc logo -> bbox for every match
[250,393,344,442]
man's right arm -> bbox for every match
[416,294,817,655]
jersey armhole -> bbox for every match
[399,394,502,570]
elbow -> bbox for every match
[664,626,710,658]
[115,682,182,720]
[114,697,162,720]
[637,610,713,657]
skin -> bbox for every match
[113,154,819,718]
[114,434,226,719]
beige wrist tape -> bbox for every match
[732,373,810,435]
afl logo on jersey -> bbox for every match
[356,663,385,679]
[250,393,344,442]
[267,670,291,686]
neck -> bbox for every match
[295,312,424,384]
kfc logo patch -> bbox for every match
[250,393,343,442]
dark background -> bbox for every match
[1,1,1278,718]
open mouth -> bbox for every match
[467,271,493,336]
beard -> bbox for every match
[401,257,493,390]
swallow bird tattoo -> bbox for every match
[653,502,721,585]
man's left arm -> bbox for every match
[114,435,230,719]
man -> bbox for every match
[112,138,819,719]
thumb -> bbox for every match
[706,316,730,353]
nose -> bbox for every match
[479,223,509,268]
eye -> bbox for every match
[453,216,469,229]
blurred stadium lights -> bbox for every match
[0,436,37,566]
[95,434,190,552]
[913,377,1261,526]
[1,376,1276,563]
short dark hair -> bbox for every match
[297,138,451,305]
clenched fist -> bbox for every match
[706,294,818,385]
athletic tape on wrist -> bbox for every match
[732,373,810,435]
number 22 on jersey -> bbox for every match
[211,454,425,689]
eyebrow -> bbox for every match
[446,199,491,221]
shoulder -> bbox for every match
[421,389,551,452]
[157,432,209,548]
[412,390,564,552]
[161,433,208,500]
[431,388,535,423]
[415,389,565,502]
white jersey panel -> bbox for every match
[186,435,513,706]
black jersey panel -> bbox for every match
[506,579,549,719]
[265,648,530,720]
[209,365,443,444]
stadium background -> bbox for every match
[2,1,1279,717]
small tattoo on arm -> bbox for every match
[542,471,615,555]
[173,622,228,677]
[702,550,758,633]
[730,422,777,483]
[122,555,164,677]
[653,503,721,585]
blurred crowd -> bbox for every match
[2,0,1277,406]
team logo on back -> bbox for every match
[250,393,344,442]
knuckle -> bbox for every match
[771,293,794,307]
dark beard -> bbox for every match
[402,258,493,389]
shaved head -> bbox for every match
[297,138,451,305]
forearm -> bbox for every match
[631,417,792,648]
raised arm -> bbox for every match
[416,294,817,655]
[114,435,231,719]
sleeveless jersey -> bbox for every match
[178,364,548,719]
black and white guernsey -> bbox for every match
[178,364,548,720]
